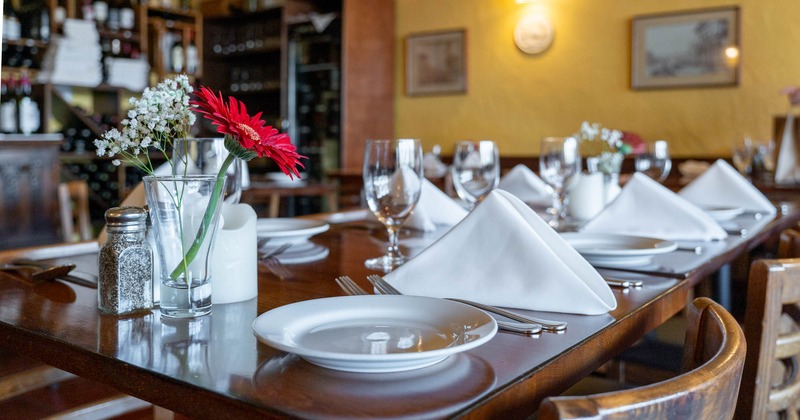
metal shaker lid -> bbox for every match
[104,206,148,231]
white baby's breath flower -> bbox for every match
[93,74,195,175]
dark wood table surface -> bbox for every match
[0,200,798,419]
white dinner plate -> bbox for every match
[256,218,330,244]
[252,295,497,373]
[560,233,678,267]
[261,242,330,264]
[701,206,745,222]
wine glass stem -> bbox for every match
[386,226,402,259]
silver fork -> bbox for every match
[259,243,292,261]
[334,276,542,335]
[367,274,567,333]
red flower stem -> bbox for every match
[169,153,237,280]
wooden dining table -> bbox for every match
[0,199,798,419]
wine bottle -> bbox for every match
[170,34,184,73]
[16,72,40,135]
[94,1,109,29]
[120,0,135,30]
[186,32,198,74]
[0,76,18,134]
[3,1,22,41]
[39,7,50,42]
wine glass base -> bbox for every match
[365,254,408,273]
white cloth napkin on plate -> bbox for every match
[678,159,776,214]
[402,179,469,231]
[384,189,616,315]
[497,164,553,206]
[581,173,727,241]
[775,113,800,184]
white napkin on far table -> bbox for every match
[581,173,727,241]
[678,159,776,215]
[497,164,553,206]
[775,113,800,184]
[403,179,468,231]
[384,189,616,315]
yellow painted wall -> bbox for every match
[394,0,800,157]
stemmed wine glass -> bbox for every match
[363,139,424,272]
[539,137,581,229]
[634,140,672,182]
[451,140,500,209]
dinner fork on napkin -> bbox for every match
[382,189,617,315]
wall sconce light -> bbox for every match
[514,12,554,55]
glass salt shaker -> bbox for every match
[98,206,153,315]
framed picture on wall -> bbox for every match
[405,29,467,96]
[631,7,740,89]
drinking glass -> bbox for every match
[451,140,500,209]
[539,137,581,229]
[173,138,243,204]
[363,139,423,272]
[732,138,754,177]
[634,140,672,182]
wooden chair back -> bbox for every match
[778,228,800,259]
[735,257,800,419]
[57,180,92,242]
[539,297,746,420]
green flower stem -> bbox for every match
[168,152,237,280]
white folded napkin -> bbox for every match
[581,173,727,241]
[775,113,800,184]
[384,189,616,315]
[497,164,553,206]
[402,179,468,231]
[678,159,776,214]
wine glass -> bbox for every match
[634,140,672,182]
[539,137,581,229]
[363,139,423,272]
[732,138,754,177]
[451,140,500,209]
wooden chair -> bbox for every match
[57,180,93,242]
[778,228,800,259]
[735,256,800,419]
[539,297,746,420]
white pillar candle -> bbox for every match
[211,203,258,304]
[567,173,605,221]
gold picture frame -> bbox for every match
[631,7,740,89]
[405,29,467,96]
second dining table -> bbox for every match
[0,197,797,418]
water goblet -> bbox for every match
[363,139,424,272]
[539,137,581,229]
[634,140,672,182]
[732,138,754,177]
[451,140,500,209]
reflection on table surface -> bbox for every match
[0,197,797,418]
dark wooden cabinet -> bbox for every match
[200,0,395,179]
[0,135,63,249]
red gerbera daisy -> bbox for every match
[191,86,305,179]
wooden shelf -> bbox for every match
[2,38,49,48]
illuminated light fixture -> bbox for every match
[514,12,554,54]
[724,46,739,59]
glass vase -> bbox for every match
[172,137,243,204]
[143,175,226,319]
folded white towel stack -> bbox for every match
[37,19,102,87]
